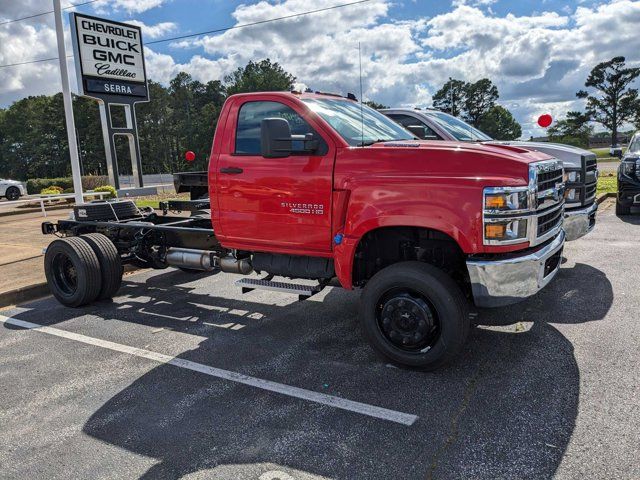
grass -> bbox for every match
[590,147,626,162]
[597,176,617,195]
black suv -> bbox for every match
[617,132,640,215]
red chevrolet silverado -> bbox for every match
[42,91,566,369]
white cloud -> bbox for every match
[93,0,167,14]
[125,20,176,39]
[3,0,640,139]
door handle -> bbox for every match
[220,167,243,174]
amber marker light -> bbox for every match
[485,223,507,239]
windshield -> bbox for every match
[303,98,414,146]
[425,111,492,142]
[627,134,640,154]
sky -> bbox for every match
[1,0,639,138]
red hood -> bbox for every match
[367,140,553,166]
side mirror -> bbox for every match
[261,118,292,158]
[406,125,427,139]
[261,117,319,158]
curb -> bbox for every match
[0,283,50,309]
[0,265,146,309]
[0,204,72,218]
[596,192,616,205]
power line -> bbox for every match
[0,0,372,68]
[146,0,372,45]
[0,56,64,68]
[0,0,101,27]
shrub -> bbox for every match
[82,175,109,190]
[26,176,110,194]
[40,186,64,195]
[93,185,117,199]
[28,178,73,194]
[63,187,74,194]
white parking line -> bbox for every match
[0,314,418,426]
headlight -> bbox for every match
[484,219,528,242]
[621,161,635,176]
[566,170,581,183]
[565,188,581,202]
[483,187,529,212]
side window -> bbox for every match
[387,114,440,140]
[235,101,324,155]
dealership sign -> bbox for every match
[70,13,149,100]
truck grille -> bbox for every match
[585,155,598,204]
[531,160,564,245]
[537,206,563,236]
[537,168,564,192]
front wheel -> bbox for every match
[360,261,469,371]
[5,186,20,201]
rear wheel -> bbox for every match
[616,200,631,216]
[5,186,20,201]
[44,237,102,307]
[360,261,469,370]
[80,233,123,300]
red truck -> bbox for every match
[42,91,566,370]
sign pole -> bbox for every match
[54,0,84,204]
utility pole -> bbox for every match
[54,0,84,204]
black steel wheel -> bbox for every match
[360,261,469,370]
[5,186,20,201]
[44,237,102,307]
[80,233,123,300]
[377,290,440,352]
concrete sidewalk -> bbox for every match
[0,210,70,304]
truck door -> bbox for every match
[216,98,334,253]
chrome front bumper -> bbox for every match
[563,203,597,241]
[466,230,565,308]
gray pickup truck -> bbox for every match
[382,108,598,241]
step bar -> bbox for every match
[235,278,325,301]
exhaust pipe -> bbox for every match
[165,248,217,271]
[219,255,253,275]
[165,248,253,275]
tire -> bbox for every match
[360,261,469,371]
[44,237,102,307]
[616,201,631,216]
[5,186,20,201]
[80,233,123,300]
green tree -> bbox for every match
[478,105,522,140]
[432,78,467,116]
[363,100,388,110]
[0,59,295,181]
[577,56,640,146]
[225,59,296,96]
[463,78,499,127]
[547,111,593,148]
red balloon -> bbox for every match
[538,114,553,128]
[185,150,196,162]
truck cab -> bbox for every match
[616,131,640,215]
[381,107,598,241]
[43,92,567,370]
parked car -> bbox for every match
[616,131,640,215]
[610,144,624,159]
[42,92,566,370]
[381,108,598,241]
[0,179,26,201]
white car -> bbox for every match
[0,179,27,201]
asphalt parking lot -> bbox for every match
[1,199,638,480]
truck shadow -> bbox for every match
[3,262,613,479]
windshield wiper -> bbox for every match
[358,138,413,147]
